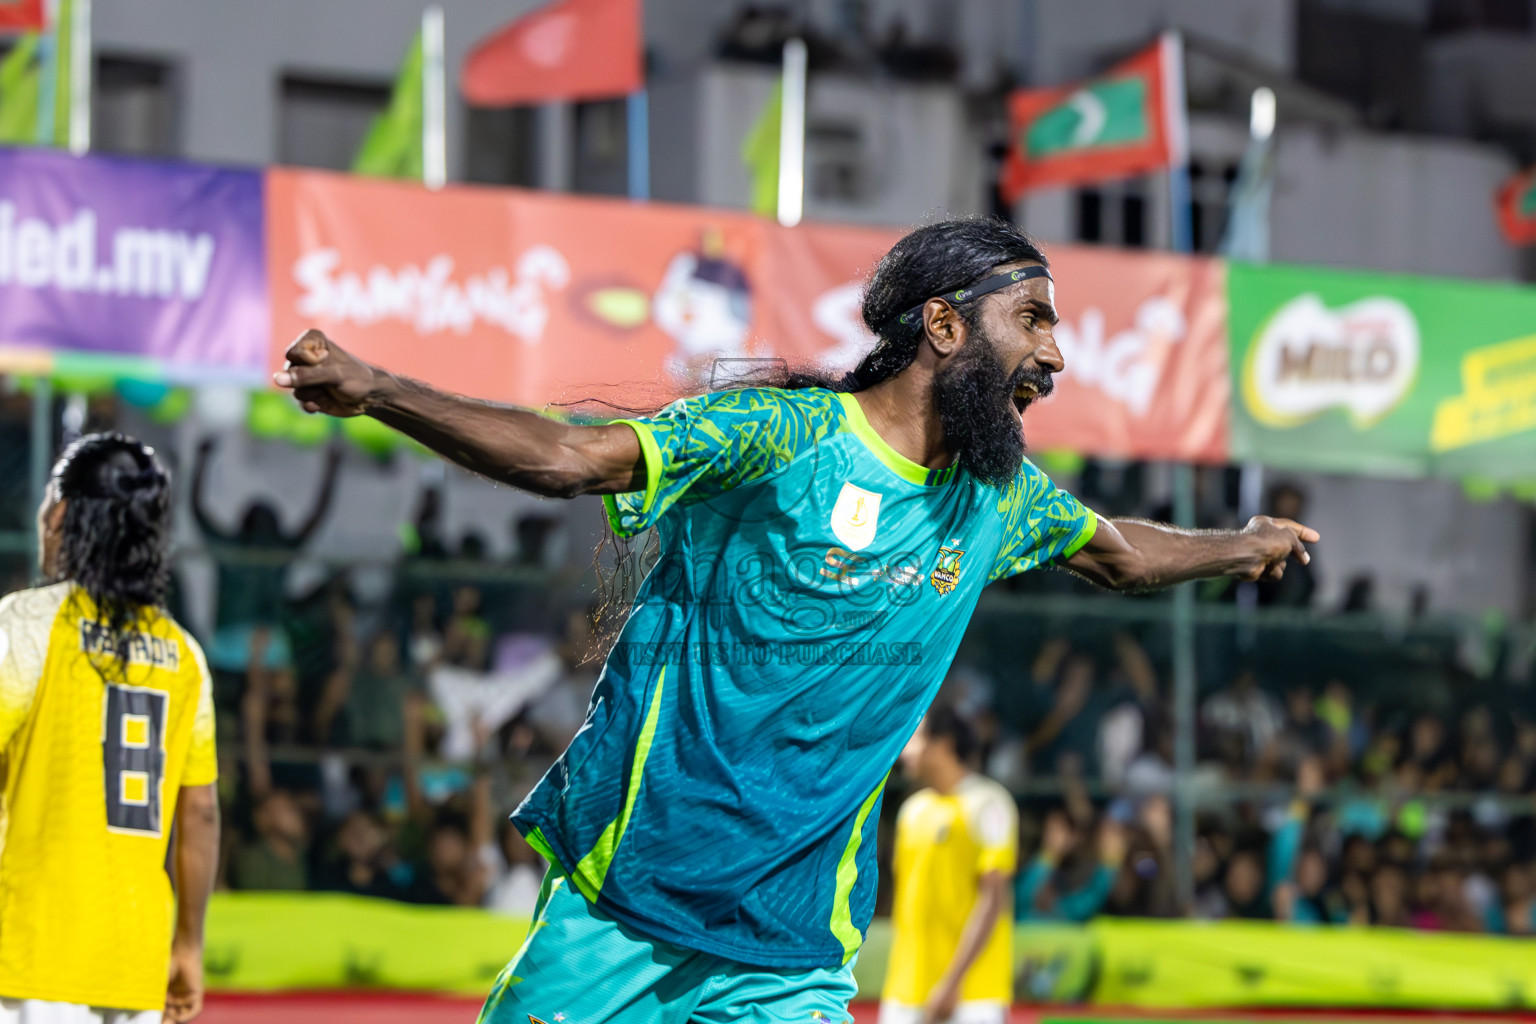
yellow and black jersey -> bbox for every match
[0,582,217,1010]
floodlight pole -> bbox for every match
[422,5,447,190]
[1162,31,1191,255]
[67,0,90,154]
[776,37,807,227]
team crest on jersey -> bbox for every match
[830,482,882,552]
[930,547,965,595]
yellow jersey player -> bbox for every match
[0,434,219,1024]
[883,707,1017,1024]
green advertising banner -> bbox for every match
[201,894,1536,1009]
[1091,917,1536,1009]
[1229,262,1536,480]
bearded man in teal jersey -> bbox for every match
[277,220,1316,1024]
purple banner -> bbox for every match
[0,148,266,377]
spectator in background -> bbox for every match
[1097,633,1162,788]
[1218,849,1271,920]
[314,629,423,751]
[407,592,446,676]
[882,708,1017,1024]
[314,809,417,900]
[1201,671,1284,774]
[1016,811,1125,923]
[1103,796,1179,918]
[193,436,341,675]
[1027,652,1103,777]
[241,627,314,797]
[229,789,310,891]
[409,810,489,906]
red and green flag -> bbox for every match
[1000,32,1187,203]
[1495,166,1536,247]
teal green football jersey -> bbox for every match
[512,387,1096,969]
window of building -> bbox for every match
[463,105,538,187]
[278,74,390,171]
[573,99,628,196]
[1190,159,1242,254]
[808,119,869,204]
[1075,182,1146,247]
[94,55,178,157]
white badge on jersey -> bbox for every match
[831,482,882,552]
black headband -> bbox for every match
[893,264,1053,330]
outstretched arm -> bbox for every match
[190,439,235,543]
[1063,515,1318,592]
[273,330,644,498]
[290,443,344,547]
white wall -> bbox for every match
[692,64,984,225]
[1029,0,1296,84]
[1425,32,1536,138]
[1270,125,1521,280]
[1284,471,1529,619]
[93,0,743,172]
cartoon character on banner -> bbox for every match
[573,229,753,379]
[651,237,753,377]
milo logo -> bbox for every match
[1242,293,1419,428]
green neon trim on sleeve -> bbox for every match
[524,825,558,868]
[829,776,887,963]
[571,666,667,900]
[618,419,664,515]
[1060,510,1099,561]
[600,494,627,537]
[601,420,665,538]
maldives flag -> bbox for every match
[461,0,642,106]
[1495,166,1536,246]
[1001,33,1188,202]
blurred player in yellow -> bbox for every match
[0,434,219,1024]
[883,706,1017,1024]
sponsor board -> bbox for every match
[1229,262,1536,479]
[0,149,267,377]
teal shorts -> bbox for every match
[478,871,858,1024]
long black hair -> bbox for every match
[49,433,172,647]
[848,217,1050,387]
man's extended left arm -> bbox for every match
[1063,516,1318,592]
[923,870,1009,1024]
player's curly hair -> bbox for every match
[49,433,172,664]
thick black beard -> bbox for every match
[933,325,1054,487]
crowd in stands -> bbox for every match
[3,421,1528,934]
[979,632,1536,933]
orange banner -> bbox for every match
[758,228,1231,463]
[266,168,1227,460]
